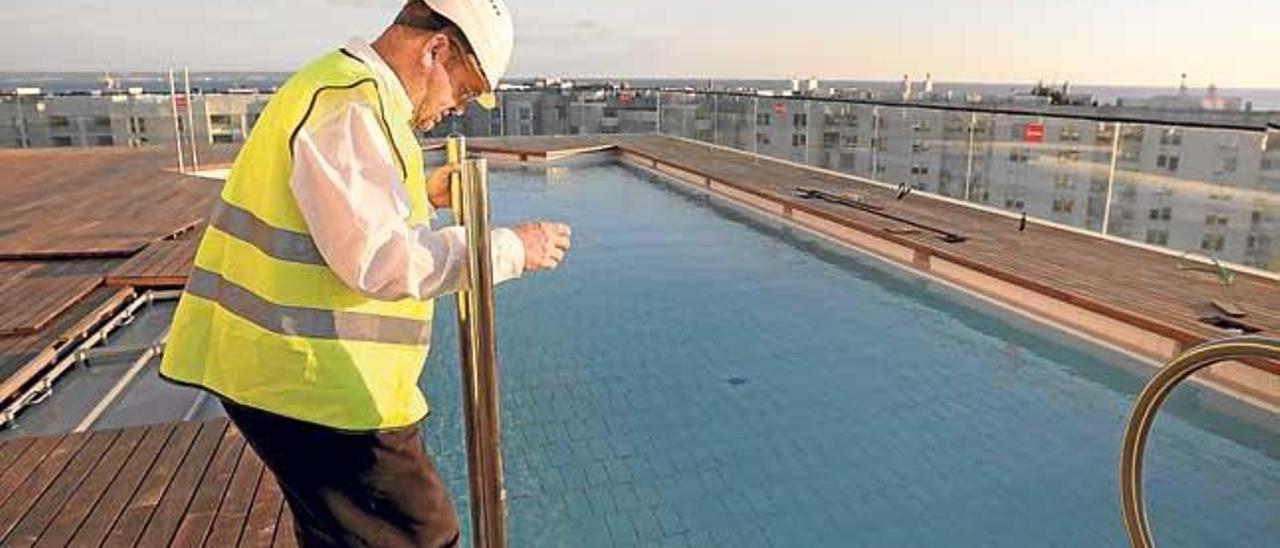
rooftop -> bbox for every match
[0,135,1277,544]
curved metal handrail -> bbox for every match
[1118,336,1280,547]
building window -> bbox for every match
[129,116,147,134]
[93,116,111,129]
[793,113,807,128]
[1059,127,1082,142]
[210,114,233,126]
[52,136,74,147]
[1204,213,1230,228]
[1200,234,1226,252]
[94,135,114,147]
[1009,149,1031,163]
[1054,173,1074,189]
[910,164,929,175]
[839,152,856,170]
[756,133,770,146]
[49,115,70,129]
[1159,128,1182,146]
[1052,197,1075,214]
[213,134,235,144]
[1004,198,1026,210]
[1156,153,1180,172]
[822,132,840,147]
[1148,206,1172,221]
[791,134,807,147]
[1145,229,1170,246]
[756,113,771,126]
[841,135,859,148]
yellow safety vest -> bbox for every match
[161,49,434,430]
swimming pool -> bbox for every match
[422,159,1280,547]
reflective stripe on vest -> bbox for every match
[185,267,431,346]
[160,49,433,430]
[209,199,327,266]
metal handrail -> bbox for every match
[446,135,508,548]
[1118,336,1280,547]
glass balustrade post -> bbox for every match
[752,97,759,157]
[712,93,719,145]
[804,100,811,165]
[655,91,662,135]
[964,112,977,202]
[871,106,881,178]
[1101,122,1123,236]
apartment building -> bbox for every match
[4,88,1276,271]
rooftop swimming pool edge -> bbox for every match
[467,144,1280,423]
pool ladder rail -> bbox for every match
[1118,336,1280,548]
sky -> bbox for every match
[1,0,1277,88]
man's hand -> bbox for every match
[426,163,458,209]
[513,221,572,272]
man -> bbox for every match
[159,1,571,546]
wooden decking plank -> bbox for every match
[0,146,224,261]
[167,424,246,547]
[0,276,104,337]
[238,468,284,548]
[4,429,127,547]
[128,419,229,547]
[272,503,298,548]
[30,425,149,548]
[0,436,62,511]
[105,238,200,288]
[99,421,203,548]
[0,432,92,542]
[0,436,36,477]
[204,444,265,547]
[64,423,177,548]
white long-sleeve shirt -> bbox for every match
[289,39,525,302]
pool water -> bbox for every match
[422,160,1280,547]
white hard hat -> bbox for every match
[422,0,513,110]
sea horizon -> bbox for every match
[4,71,1280,111]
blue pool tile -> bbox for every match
[423,162,1280,547]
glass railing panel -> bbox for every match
[710,94,755,152]
[969,112,1116,231]
[809,101,868,179]
[1107,123,1277,270]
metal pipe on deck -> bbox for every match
[445,135,508,548]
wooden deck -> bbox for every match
[0,147,228,260]
[0,146,234,407]
[106,235,202,289]
[0,419,297,548]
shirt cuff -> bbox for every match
[491,227,526,285]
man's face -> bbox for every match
[413,34,489,130]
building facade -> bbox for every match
[3,88,1277,271]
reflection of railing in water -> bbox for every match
[1118,336,1280,548]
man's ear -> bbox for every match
[421,33,451,68]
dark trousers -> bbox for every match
[221,399,460,548]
